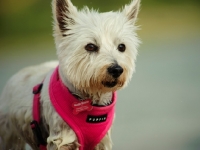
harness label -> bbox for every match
[72,100,93,115]
[86,114,107,123]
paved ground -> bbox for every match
[112,36,200,150]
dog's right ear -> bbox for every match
[52,0,77,36]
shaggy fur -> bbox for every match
[0,0,140,149]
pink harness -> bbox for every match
[31,67,116,150]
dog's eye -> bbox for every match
[118,44,126,52]
[85,44,98,52]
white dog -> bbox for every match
[0,0,140,149]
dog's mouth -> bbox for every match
[102,81,117,88]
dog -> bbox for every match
[0,0,140,149]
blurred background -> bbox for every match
[0,0,200,150]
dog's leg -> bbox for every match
[95,129,112,150]
[0,112,26,150]
[44,102,79,150]
[46,121,79,150]
[0,83,27,150]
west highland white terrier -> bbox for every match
[0,0,140,149]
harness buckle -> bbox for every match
[30,120,47,146]
[33,83,43,94]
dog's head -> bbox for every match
[52,0,140,94]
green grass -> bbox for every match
[0,1,199,52]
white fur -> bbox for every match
[0,0,140,149]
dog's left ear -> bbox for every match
[122,0,140,23]
[52,0,77,36]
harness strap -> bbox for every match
[31,83,47,149]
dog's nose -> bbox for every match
[107,65,123,78]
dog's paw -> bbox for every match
[60,142,79,150]
[60,146,71,150]
[94,143,106,150]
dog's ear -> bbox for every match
[52,0,77,36]
[122,0,140,23]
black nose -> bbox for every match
[107,64,123,78]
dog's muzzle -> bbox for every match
[102,64,123,88]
